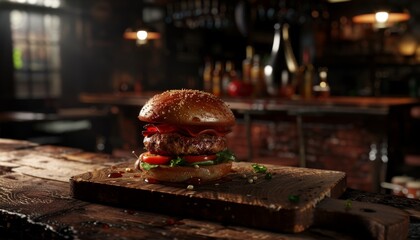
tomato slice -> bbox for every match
[141,152,171,165]
[142,124,159,137]
[142,124,178,137]
[183,154,217,164]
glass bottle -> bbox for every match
[300,48,314,99]
[242,45,254,84]
[203,59,213,93]
[264,21,298,98]
[250,54,266,97]
[222,60,235,96]
[212,61,223,96]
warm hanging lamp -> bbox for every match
[123,27,160,45]
[123,3,161,45]
[352,1,410,28]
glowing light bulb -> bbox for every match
[264,65,273,76]
[319,70,327,79]
[375,11,389,23]
[136,30,148,40]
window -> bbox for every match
[9,0,61,99]
[6,0,61,9]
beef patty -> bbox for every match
[143,132,227,156]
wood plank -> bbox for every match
[70,161,347,233]
[61,151,129,165]
[0,138,38,151]
[0,171,356,239]
[5,152,109,182]
[0,172,407,240]
[0,146,126,182]
[0,145,80,163]
[0,173,87,239]
[314,198,409,240]
[45,203,361,240]
[342,188,420,221]
[33,145,82,156]
[0,173,86,215]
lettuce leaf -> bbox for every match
[140,162,159,170]
[141,150,237,170]
[170,156,186,167]
[216,149,236,163]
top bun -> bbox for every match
[139,89,235,127]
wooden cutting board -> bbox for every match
[70,162,408,239]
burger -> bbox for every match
[134,89,236,183]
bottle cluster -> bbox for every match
[202,59,239,97]
[201,49,268,98]
[201,46,330,99]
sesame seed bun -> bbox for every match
[139,89,235,128]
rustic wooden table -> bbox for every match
[0,138,419,239]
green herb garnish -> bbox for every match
[216,150,236,163]
[252,163,267,173]
[345,199,352,210]
[265,172,273,180]
[288,195,300,203]
[140,162,159,170]
[170,157,186,167]
[142,150,236,170]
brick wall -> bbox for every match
[227,116,386,192]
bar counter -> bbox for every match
[79,92,419,115]
[0,138,419,239]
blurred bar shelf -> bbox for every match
[79,92,419,115]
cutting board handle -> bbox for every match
[314,198,409,240]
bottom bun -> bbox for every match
[137,162,232,183]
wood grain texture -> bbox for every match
[0,138,38,151]
[46,203,362,240]
[0,170,356,239]
[0,145,126,182]
[342,188,420,219]
[314,198,409,240]
[0,173,87,239]
[70,161,347,233]
[0,139,416,239]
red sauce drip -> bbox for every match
[144,178,159,184]
[185,177,202,185]
[165,218,185,226]
[124,210,136,215]
[107,172,123,178]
